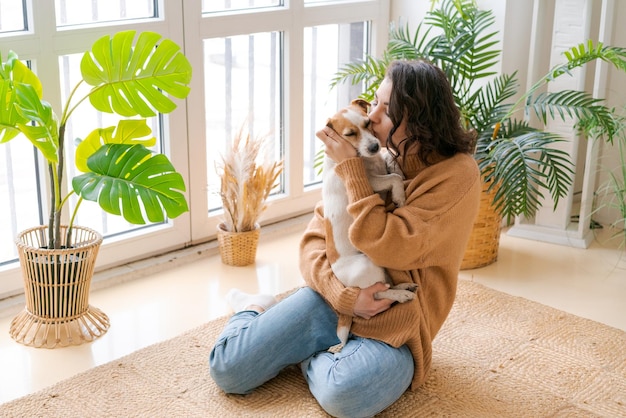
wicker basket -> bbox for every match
[216,223,260,266]
[9,225,110,348]
[460,180,503,270]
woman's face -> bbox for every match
[369,78,407,149]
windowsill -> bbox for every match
[0,213,313,320]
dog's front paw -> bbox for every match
[392,193,406,208]
[389,175,406,207]
[393,290,416,303]
[374,288,416,303]
[393,282,418,293]
[327,343,345,353]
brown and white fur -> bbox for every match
[323,99,417,352]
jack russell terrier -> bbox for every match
[322,99,418,352]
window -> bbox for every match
[0,138,42,265]
[0,1,188,297]
[0,0,390,298]
[303,22,368,187]
[202,0,281,14]
[55,0,157,27]
[204,32,282,211]
[0,0,26,33]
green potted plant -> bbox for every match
[0,30,192,347]
[331,0,626,268]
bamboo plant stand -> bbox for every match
[9,225,110,348]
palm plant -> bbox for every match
[0,30,191,249]
[331,0,626,222]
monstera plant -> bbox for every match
[2,30,192,348]
[0,30,191,249]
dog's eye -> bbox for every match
[364,119,371,129]
[344,130,356,137]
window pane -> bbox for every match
[0,0,27,33]
[204,32,282,212]
[202,0,281,14]
[59,54,163,237]
[0,140,43,266]
[303,22,367,187]
[304,0,351,4]
[55,0,156,27]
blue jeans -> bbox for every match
[209,287,414,418]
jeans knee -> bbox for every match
[209,346,249,395]
[305,342,412,417]
[314,386,371,418]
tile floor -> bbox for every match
[0,217,624,404]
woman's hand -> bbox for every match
[316,126,357,164]
[353,282,395,319]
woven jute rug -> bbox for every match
[2,279,625,417]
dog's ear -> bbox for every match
[351,99,370,113]
[326,119,334,129]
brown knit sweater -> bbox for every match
[299,152,481,390]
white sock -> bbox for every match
[225,289,277,313]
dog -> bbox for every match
[322,99,418,352]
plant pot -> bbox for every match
[216,223,260,266]
[461,181,502,270]
[9,225,110,348]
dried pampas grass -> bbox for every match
[216,127,283,233]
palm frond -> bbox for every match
[330,55,389,101]
[463,72,518,133]
[387,22,440,61]
[474,118,535,158]
[427,0,500,83]
[481,128,574,219]
[549,41,626,80]
[527,90,619,143]
[509,41,626,122]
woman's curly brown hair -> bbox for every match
[384,60,476,166]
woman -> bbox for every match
[210,59,481,417]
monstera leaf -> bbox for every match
[81,30,192,117]
[0,53,45,145]
[14,84,59,163]
[0,80,24,144]
[72,143,188,224]
[75,119,156,173]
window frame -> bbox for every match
[0,0,389,299]
[184,0,390,244]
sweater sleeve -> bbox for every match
[333,157,375,202]
[299,201,360,316]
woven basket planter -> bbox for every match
[9,225,109,348]
[216,223,260,266]
[460,180,502,270]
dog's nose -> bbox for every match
[368,142,380,154]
